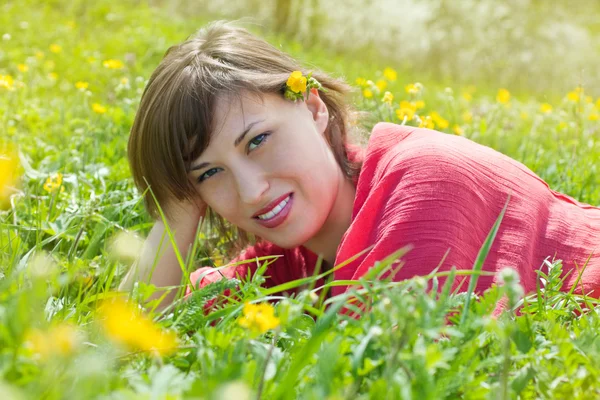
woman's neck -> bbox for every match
[303,174,356,265]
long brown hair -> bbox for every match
[128,20,365,255]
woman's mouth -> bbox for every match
[253,193,293,228]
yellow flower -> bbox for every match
[395,100,417,121]
[98,298,177,355]
[540,103,552,114]
[462,111,473,123]
[355,77,367,86]
[17,64,28,72]
[383,67,397,81]
[0,74,14,90]
[405,83,420,95]
[589,113,599,121]
[363,89,373,99]
[24,324,80,360]
[376,79,387,91]
[49,44,62,53]
[429,111,449,129]
[102,59,125,70]
[238,302,280,334]
[43,173,64,193]
[75,81,89,90]
[48,72,58,80]
[286,70,307,94]
[596,98,600,109]
[462,92,473,102]
[382,91,394,104]
[92,103,107,114]
[418,116,435,129]
[496,88,510,104]
[567,87,583,102]
[453,125,464,135]
[413,100,425,109]
[0,148,19,207]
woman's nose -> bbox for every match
[233,164,269,206]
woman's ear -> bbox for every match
[305,88,329,135]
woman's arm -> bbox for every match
[118,199,205,310]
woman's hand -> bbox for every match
[119,196,207,311]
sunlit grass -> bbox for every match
[1,1,600,398]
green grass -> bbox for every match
[2,1,600,399]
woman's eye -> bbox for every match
[248,132,270,152]
[197,167,220,183]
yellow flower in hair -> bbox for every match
[286,71,307,94]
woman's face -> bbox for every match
[188,89,343,249]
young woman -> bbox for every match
[119,20,600,315]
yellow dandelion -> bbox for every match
[566,87,582,102]
[589,113,599,121]
[98,298,177,355]
[363,89,373,99]
[413,100,425,109]
[418,116,435,129]
[1,148,19,207]
[376,79,387,91]
[17,64,28,72]
[286,70,307,94]
[102,59,124,70]
[355,77,367,86]
[462,92,473,102]
[453,125,464,135]
[462,111,473,123]
[0,74,14,90]
[496,88,510,104]
[238,302,280,334]
[382,91,394,105]
[405,83,420,95]
[43,173,64,193]
[429,111,449,129]
[24,324,80,360]
[383,67,397,82]
[49,44,62,54]
[75,81,89,90]
[395,100,417,121]
[92,103,107,114]
[540,103,552,114]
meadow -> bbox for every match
[2,1,600,399]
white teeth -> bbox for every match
[257,195,290,220]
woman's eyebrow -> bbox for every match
[233,119,265,147]
[190,118,266,171]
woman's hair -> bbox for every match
[128,20,365,255]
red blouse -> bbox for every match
[187,122,600,314]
